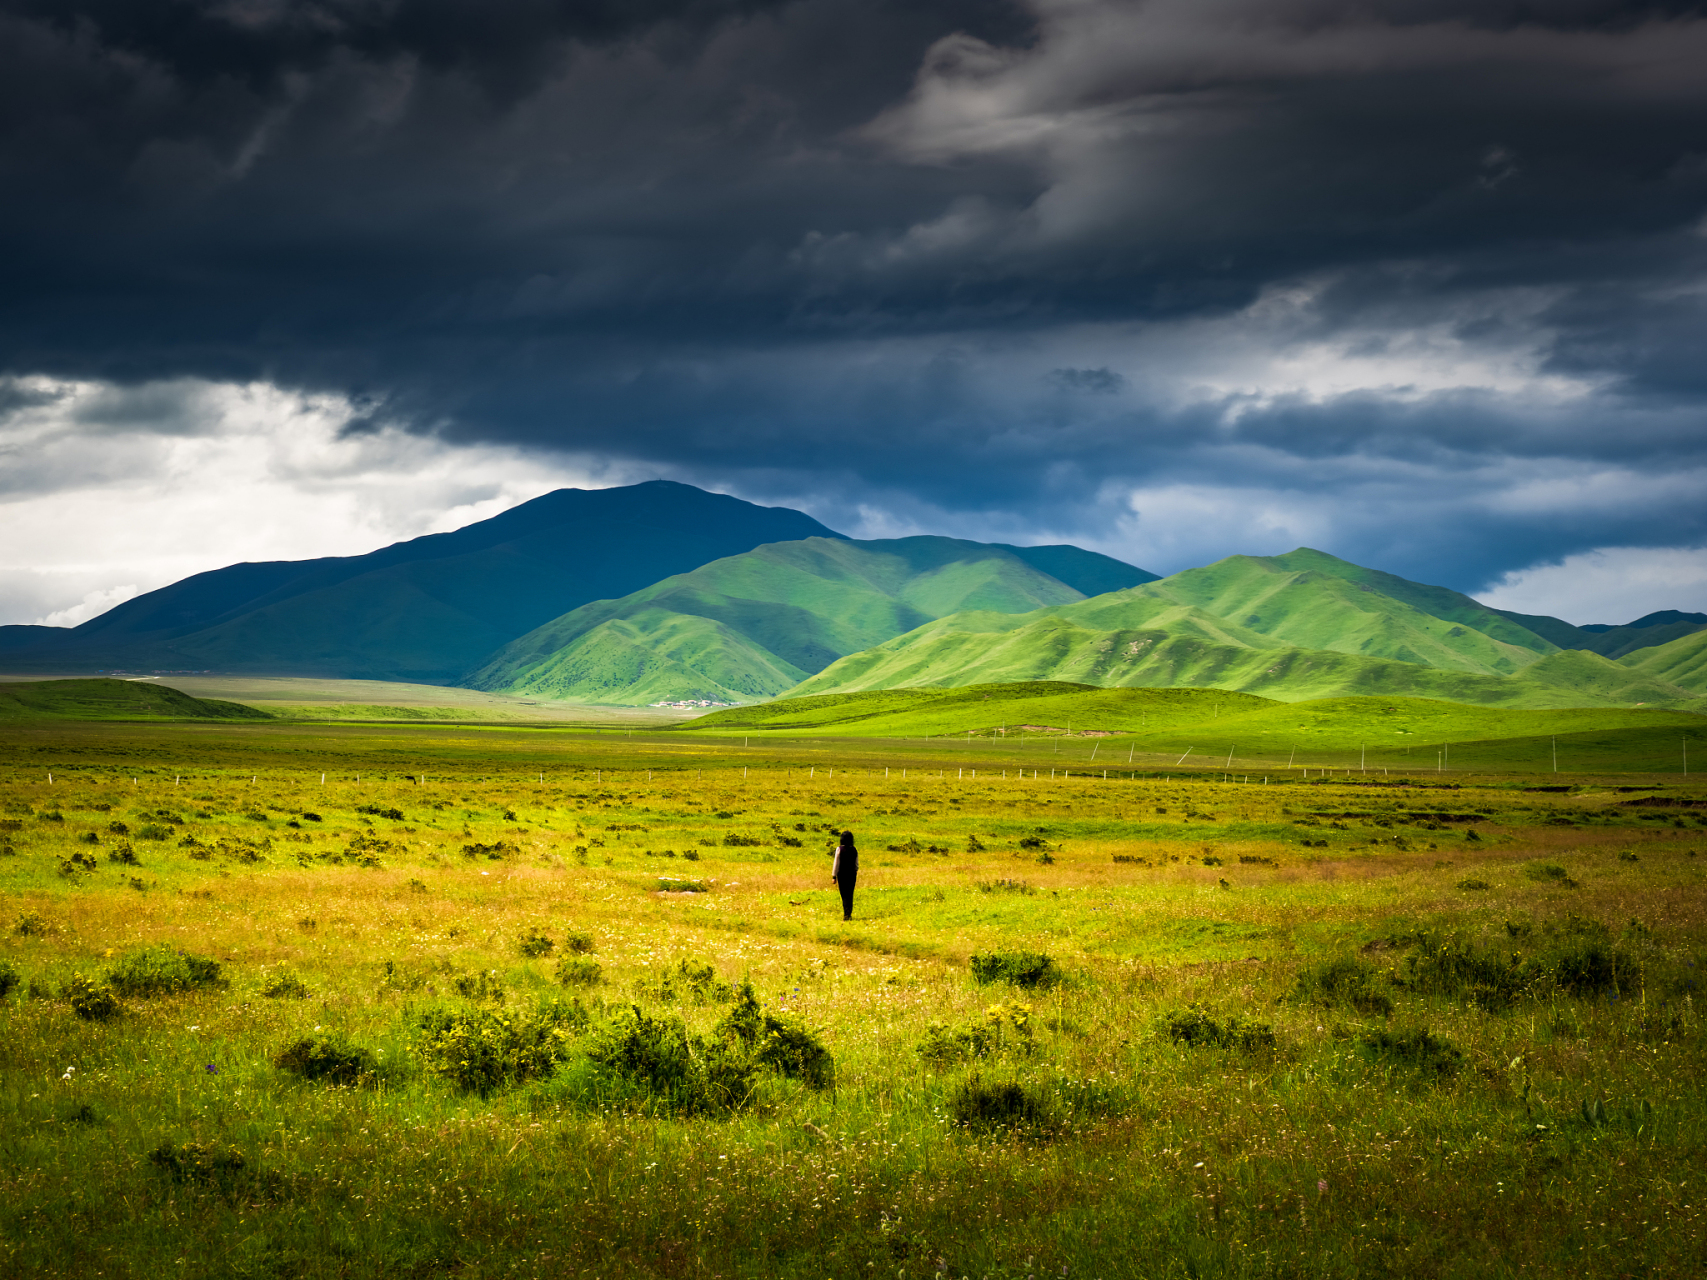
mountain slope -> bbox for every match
[786,593,1705,709]
[1125,549,1557,673]
[2,482,840,682]
[1620,628,1707,694]
[467,535,1140,706]
[467,536,1147,703]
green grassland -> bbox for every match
[1,715,1704,1278]
[694,683,1706,773]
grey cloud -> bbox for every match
[1,0,1705,598]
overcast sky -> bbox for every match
[4,0,1706,627]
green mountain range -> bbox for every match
[0,482,839,682]
[466,536,1153,704]
[2,479,1699,715]
[786,550,1707,711]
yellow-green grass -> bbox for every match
[1,720,1705,1277]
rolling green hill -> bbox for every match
[686,682,1703,773]
[785,595,1706,710]
[0,678,272,722]
[1075,548,1557,674]
[468,536,1149,704]
[1620,627,1707,694]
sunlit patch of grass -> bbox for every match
[0,724,1703,1277]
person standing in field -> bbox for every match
[829,829,858,921]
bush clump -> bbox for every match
[947,1073,1054,1132]
[149,1140,247,1187]
[556,956,603,986]
[106,946,227,998]
[1359,1027,1464,1078]
[1538,938,1638,997]
[1292,957,1394,1017]
[1393,934,1526,1012]
[562,932,596,954]
[517,930,554,957]
[272,1036,376,1085]
[0,959,19,998]
[259,971,310,999]
[969,950,1061,989]
[64,974,121,1021]
[918,1001,1034,1066]
[636,958,732,1003]
[416,1005,576,1096]
[1161,1006,1276,1051]
[587,1005,757,1115]
[716,982,835,1090]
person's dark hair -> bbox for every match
[839,830,854,845]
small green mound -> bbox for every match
[716,982,835,1090]
[969,950,1061,989]
[259,971,310,999]
[1359,1027,1463,1077]
[1160,1006,1276,1051]
[587,1005,757,1115]
[64,974,121,1021]
[272,1037,376,1085]
[1292,957,1394,1017]
[0,959,18,998]
[106,946,227,998]
[948,1074,1054,1132]
[556,956,602,986]
[416,1005,577,1096]
[918,1001,1035,1066]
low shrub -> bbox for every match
[106,946,226,998]
[587,1005,757,1114]
[452,970,506,1002]
[149,1140,247,1187]
[556,956,603,986]
[356,805,405,821]
[947,1073,1054,1131]
[1393,933,1526,1012]
[1359,1027,1463,1077]
[716,982,834,1090]
[461,841,518,860]
[517,930,554,957]
[1537,939,1638,997]
[134,824,171,841]
[1161,1006,1276,1051]
[272,1036,376,1085]
[0,959,19,998]
[970,950,1061,989]
[1292,957,1394,1017]
[64,974,121,1021]
[562,932,596,954]
[918,1001,1034,1066]
[13,912,49,936]
[637,958,732,1003]
[416,1005,575,1096]
[1457,879,1491,891]
[260,971,310,999]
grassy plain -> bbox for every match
[1,714,1705,1278]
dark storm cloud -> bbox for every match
[2,0,1706,593]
